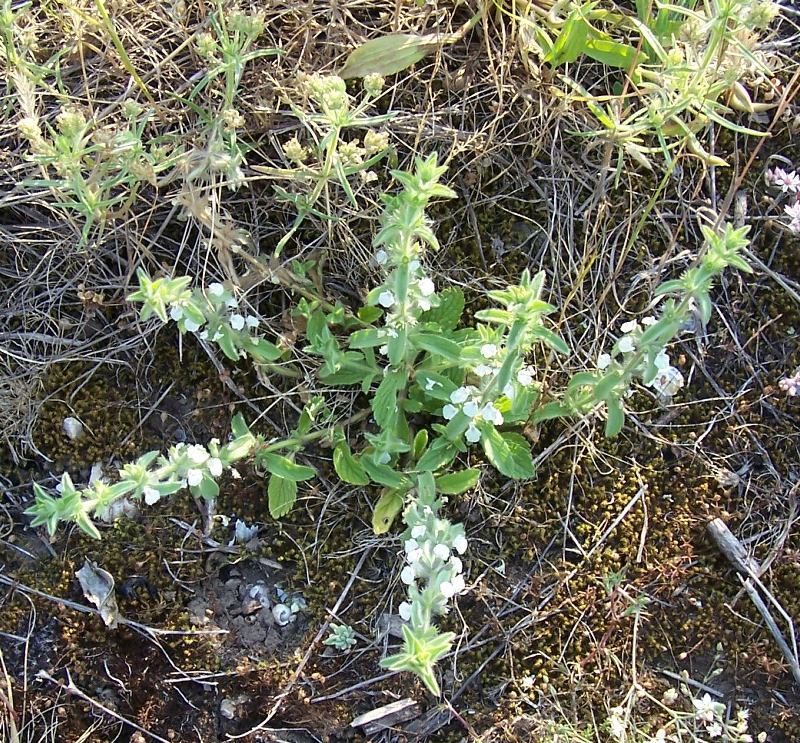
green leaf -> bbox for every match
[193,474,219,501]
[215,326,239,361]
[414,371,458,402]
[419,288,464,331]
[372,489,405,534]
[604,396,625,437]
[412,429,429,461]
[358,305,383,323]
[243,337,282,362]
[339,33,438,79]
[435,468,481,494]
[544,15,590,66]
[532,326,570,355]
[349,328,385,349]
[532,401,572,422]
[362,456,409,488]
[417,471,436,502]
[263,453,316,481]
[415,437,459,472]
[413,333,461,363]
[230,413,251,439]
[268,475,297,519]
[479,426,535,479]
[372,370,406,429]
[333,442,369,486]
[594,371,621,401]
[583,37,642,69]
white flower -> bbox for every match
[169,305,183,321]
[407,548,422,563]
[208,282,225,296]
[649,366,685,397]
[450,556,463,574]
[409,260,421,272]
[597,353,612,370]
[642,316,657,326]
[442,404,458,420]
[378,291,395,308]
[654,350,670,369]
[692,694,723,724]
[503,382,515,399]
[450,387,470,404]
[377,451,391,465]
[245,315,259,328]
[378,345,388,356]
[230,313,245,331]
[474,364,494,377]
[418,297,431,312]
[418,277,435,296]
[440,581,455,598]
[465,424,481,443]
[609,712,626,741]
[404,538,419,554]
[662,687,679,705]
[207,457,223,477]
[411,525,427,540]
[481,403,503,426]
[785,201,800,233]
[462,401,479,417]
[184,318,201,333]
[620,320,638,333]
[618,336,635,353]
[225,297,238,308]
[433,543,450,561]
[450,574,466,594]
[517,367,534,386]
[187,469,204,487]
[706,722,723,739]
[480,343,498,359]
[143,486,161,505]
[398,601,412,621]
[400,565,416,585]
[375,249,388,265]
[773,168,800,193]
[453,534,468,554]
[187,445,209,464]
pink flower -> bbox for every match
[766,167,800,193]
[785,201,800,234]
[779,368,800,396]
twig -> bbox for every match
[707,518,800,685]
[38,670,170,743]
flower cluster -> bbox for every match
[374,255,437,319]
[765,166,800,194]
[598,317,685,400]
[397,496,468,622]
[778,367,800,396]
[765,164,800,234]
[128,269,281,364]
[442,385,504,443]
[27,421,257,539]
[398,506,467,621]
